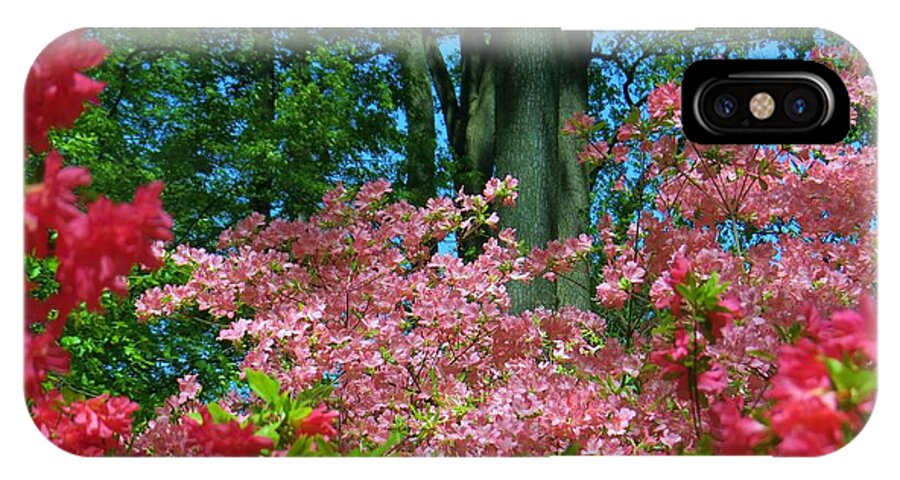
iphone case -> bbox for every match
[24,28,876,456]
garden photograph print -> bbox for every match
[23,27,876,457]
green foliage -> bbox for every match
[48,258,242,425]
[25,255,59,301]
[825,357,877,406]
[237,370,404,456]
[774,322,805,344]
[675,272,729,313]
[49,28,407,248]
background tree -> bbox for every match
[556,30,594,310]
[393,29,437,205]
[40,28,406,248]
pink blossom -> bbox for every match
[621,261,646,285]
[218,318,252,341]
[608,408,636,435]
[648,82,681,121]
[698,363,728,394]
[595,282,627,308]
[562,111,596,136]
[577,141,609,166]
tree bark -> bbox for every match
[423,32,465,161]
[249,28,276,217]
[424,29,497,259]
[493,28,560,313]
[556,30,594,310]
[395,30,437,206]
[458,29,496,197]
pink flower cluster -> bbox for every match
[647,82,681,124]
[139,176,711,454]
[555,45,875,456]
[181,406,274,457]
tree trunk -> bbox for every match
[493,28,560,313]
[424,29,498,259]
[395,30,437,206]
[458,29,496,197]
[249,28,276,217]
[456,29,497,259]
[556,30,594,310]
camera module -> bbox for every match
[682,60,849,143]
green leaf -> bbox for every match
[184,411,203,423]
[825,357,877,403]
[694,433,715,455]
[255,422,281,446]
[560,442,582,456]
[206,402,234,424]
[246,369,280,404]
[287,436,313,457]
[368,429,403,457]
[748,349,776,362]
[289,405,313,424]
[674,283,694,303]
[314,437,338,457]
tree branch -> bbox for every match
[422,29,465,159]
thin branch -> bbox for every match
[422,29,465,159]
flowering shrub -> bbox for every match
[24,30,173,456]
[134,168,875,455]
[710,299,876,456]
[26,32,876,457]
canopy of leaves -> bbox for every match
[40,28,406,248]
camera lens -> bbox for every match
[713,94,738,119]
[783,88,820,123]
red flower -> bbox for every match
[709,396,767,455]
[769,397,848,456]
[707,295,741,339]
[669,255,691,286]
[650,329,690,369]
[663,254,692,316]
[807,302,876,361]
[55,181,173,310]
[31,391,139,456]
[24,331,70,399]
[24,151,91,257]
[295,405,339,439]
[698,363,728,394]
[183,406,273,456]
[25,30,109,152]
[767,339,832,404]
[650,329,692,398]
[763,320,863,457]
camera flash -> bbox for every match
[750,92,775,120]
